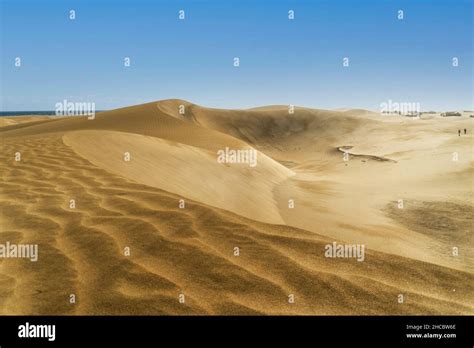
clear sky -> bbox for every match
[0,0,472,111]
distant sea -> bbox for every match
[0,111,105,116]
[0,111,57,116]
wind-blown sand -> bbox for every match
[0,101,472,315]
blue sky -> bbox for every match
[1,0,472,111]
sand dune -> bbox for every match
[63,130,292,224]
[0,115,57,128]
[0,100,472,315]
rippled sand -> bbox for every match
[0,101,472,314]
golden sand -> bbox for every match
[0,101,472,314]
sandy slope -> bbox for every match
[0,116,58,128]
[0,101,472,315]
[63,130,292,224]
[177,103,473,271]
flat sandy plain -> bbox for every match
[0,100,472,314]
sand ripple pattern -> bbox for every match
[0,134,473,315]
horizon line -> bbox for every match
[1,99,473,114]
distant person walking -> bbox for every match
[458,129,461,136]
[464,128,467,134]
